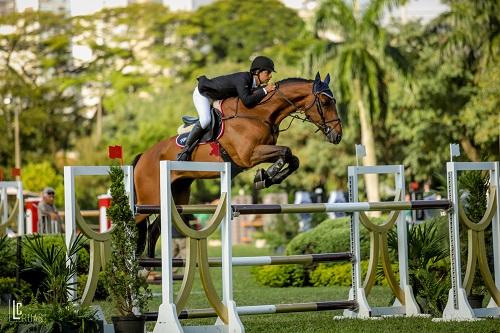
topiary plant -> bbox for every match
[105,166,151,319]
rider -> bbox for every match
[177,55,276,161]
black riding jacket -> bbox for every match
[197,72,267,108]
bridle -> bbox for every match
[273,83,342,135]
[223,81,341,136]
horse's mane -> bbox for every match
[277,77,313,85]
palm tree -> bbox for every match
[314,0,407,202]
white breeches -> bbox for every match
[193,86,211,129]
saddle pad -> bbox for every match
[175,104,225,147]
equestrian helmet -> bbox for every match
[250,56,276,73]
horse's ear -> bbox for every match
[324,73,331,85]
[314,72,321,82]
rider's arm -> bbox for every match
[236,83,266,108]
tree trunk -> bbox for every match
[354,79,380,205]
[460,137,480,162]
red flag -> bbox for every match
[108,145,123,165]
[11,167,21,177]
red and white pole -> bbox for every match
[98,194,112,233]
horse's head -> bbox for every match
[306,73,342,144]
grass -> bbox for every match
[2,244,499,332]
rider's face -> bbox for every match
[257,70,272,84]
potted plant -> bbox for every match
[22,234,99,332]
[105,166,151,333]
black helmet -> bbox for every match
[250,56,276,73]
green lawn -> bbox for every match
[99,244,499,332]
[2,244,499,332]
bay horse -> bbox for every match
[133,73,342,256]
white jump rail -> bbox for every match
[154,161,243,333]
[344,164,420,318]
[64,165,134,300]
[442,161,500,320]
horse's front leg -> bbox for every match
[250,145,300,190]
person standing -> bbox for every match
[38,187,62,233]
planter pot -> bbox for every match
[467,294,484,309]
[60,323,80,333]
[112,315,145,333]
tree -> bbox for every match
[193,0,306,63]
[314,0,408,202]
[388,1,499,179]
[0,11,93,167]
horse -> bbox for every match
[133,73,342,256]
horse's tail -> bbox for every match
[130,153,143,205]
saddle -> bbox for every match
[175,102,224,147]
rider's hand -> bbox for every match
[265,83,276,93]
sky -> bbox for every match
[15,0,449,21]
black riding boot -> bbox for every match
[177,121,205,161]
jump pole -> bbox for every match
[0,180,24,236]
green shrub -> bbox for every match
[309,261,398,288]
[285,216,384,258]
[310,263,353,287]
[0,277,33,304]
[22,235,90,274]
[251,264,306,287]
[77,271,109,300]
[0,235,17,277]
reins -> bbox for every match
[221,81,341,136]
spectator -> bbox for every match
[294,191,312,232]
[423,180,438,219]
[327,190,347,219]
[38,187,62,233]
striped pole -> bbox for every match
[136,200,450,215]
[139,252,352,268]
[144,300,357,321]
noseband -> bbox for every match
[273,83,341,135]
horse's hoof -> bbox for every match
[254,169,268,183]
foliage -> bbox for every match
[12,300,99,333]
[388,216,450,315]
[458,170,489,222]
[285,217,371,258]
[309,261,394,287]
[105,166,150,316]
[0,277,32,304]
[77,271,109,301]
[257,214,298,253]
[457,169,492,295]
[388,0,499,179]
[23,234,86,305]
[0,11,94,167]
[251,264,306,288]
[194,0,306,62]
[21,162,64,207]
[0,235,16,277]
